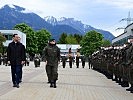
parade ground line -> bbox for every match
[0,62,133,100]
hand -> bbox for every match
[8,61,10,64]
[45,61,47,65]
[21,61,25,65]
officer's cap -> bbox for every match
[49,38,55,42]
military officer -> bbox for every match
[43,38,60,88]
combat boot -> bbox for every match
[50,81,53,87]
[53,80,57,88]
[118,78,122,85]
[126,84,133,91]
[116,79,119,83]
[130,91,133,93]
[113,76,118,82]
[121,81,129,87]
[107,74,113,79]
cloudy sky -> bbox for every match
[0,0,133,36]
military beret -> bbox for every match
[49,38,55,42]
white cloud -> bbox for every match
[96,0,133,9]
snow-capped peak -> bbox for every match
[84,24,91,29]
[21,9,33,14]
[7,4,15,9]
[44,16,57,26]
[57,17,67,21]
[44,16,57,21]
[0,4,15,9]
[0,4,33,14]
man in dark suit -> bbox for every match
[18,36,26,83]
[7,34,26,88]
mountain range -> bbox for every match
[0,4,115,41]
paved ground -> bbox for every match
[0,62,133,100]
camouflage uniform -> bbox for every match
[81,55,86,68]
[61,55,67,68]
[126,44,133,92]
[43,41,60,88]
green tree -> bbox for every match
[58,33,67,44]
[80,30,103,56]
[14,23,33,34]
[26,31,38,55]
[102,39,111,47]
[14,23,38,55]
[35,29,51,54]
[73,34,82,44]
[0,33,6,53]
[65,34,77,44]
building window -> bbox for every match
[8,35,13,40]
[4,35,8,39]
[3,34,13,40]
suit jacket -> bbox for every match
[7,41,26,65]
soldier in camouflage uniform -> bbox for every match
[113,47,120,83]
[88,55,92,69]
[0,53,2,65]
[129,43,133,93]
[43,39,60,88]
[101,48,111,79]
[76,49,80,68]
[120,43,131,87]
[116,47,123,85]
[81,55,86,68]
[125,38,133,93]
[106,47,114,80]
[61,54,67,68]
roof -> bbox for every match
[57,44,80,50]
[0,30,25,34]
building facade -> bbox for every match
[57,44,80,56]
[0,30,26,47]
[112,23,133,45]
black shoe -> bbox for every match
[54,85,57,88]
[112,79,116,81]
[19,80,22,83]
[16,84,19,88]
[107,75,112,79]
[126,87,133,91]
[53,83,57,88]
[53,80,57,88]
[130,91,133,93]
[118,82,122,85]
[13,84,17,87]
[50,83,53,87]
[121,83,129,87]
[116,80,119,83]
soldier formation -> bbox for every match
[90,38,133,93]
